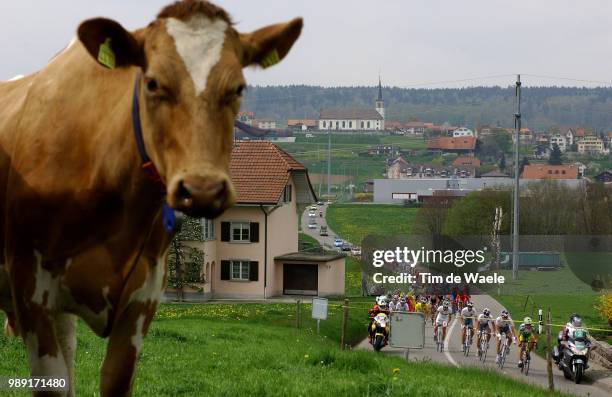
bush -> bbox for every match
[596,293,612,327]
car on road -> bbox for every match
[319,226,328,236]
[351,246,361,256]
[317,201,324,206]
[307,222,317,229]
[309,205,317,211]
[308,210,316,217]
[341,242,351,251]
[333,238,343,247]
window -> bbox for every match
[283,184,292,203]
[360,121,364,128]
[231,261,250,281]
[231,222,250,242]
[367,121,371,128]
[323,121,326,128]
[202,218,215,240]
[342,121,345,128]
[349,121,353,128]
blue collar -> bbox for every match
[132,72,176,233]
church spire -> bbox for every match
[377,75,383,101]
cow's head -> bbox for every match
[77,0,302,218]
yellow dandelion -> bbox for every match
[393,368,400,375]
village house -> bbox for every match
[427,136,476,154]
[237,111,254,126]
[594,170,612,184]
[368,144,400,157]
[522,164,579,180]
[452,127,475,137]
[287,119,317,131]
[577,136,608,155]
[176,141,345,300]
[452,156,481,168]
[252,119,277,130]
[404,121,428,135]
[549,134,567,152]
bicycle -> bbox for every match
[463,326,473,356]
[519,340,537,375]
[498,333,511,369]
[478,330,490,363]
[434,322,446,352]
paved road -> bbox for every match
[301,203,343,249]
[358,294,612,397]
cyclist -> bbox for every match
[517,316,539,368]
[460,301,477,351]
[434,300,453,345]
[476,307,494,354]
[388,294,400,313]
[494,309,516,364]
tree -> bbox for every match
[519,156,530,174]
[167,217,206,301]
[498,152,506,171]
[443,190,511,237]
[548,144,563,165]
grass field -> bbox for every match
[326,204,417,245]
[0,305,572,396]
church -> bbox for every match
[318,78,385,131]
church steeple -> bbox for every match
[375,75,385,119]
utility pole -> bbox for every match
[512,74,521,281]
[327,128,331,196]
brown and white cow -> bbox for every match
[0,1,302,395]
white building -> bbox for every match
[550,134,567,152]
[577,136,607,155]
[318,78,385,131]
[452,127,475,137]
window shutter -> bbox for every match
[250,222,259,242]
[221,261,230,280]
[249,261,259,281]
[221,222,230,242]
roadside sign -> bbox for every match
[389,312,425,349]
[311,298,328,320]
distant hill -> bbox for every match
[242,85,612,132]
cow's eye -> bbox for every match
[236,84,245,97]
[146,78,159,93]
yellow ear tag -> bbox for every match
[260,49,280,69]
[98,38,116,69]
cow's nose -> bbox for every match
[172,175,229,217]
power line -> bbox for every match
[522,74,612,86]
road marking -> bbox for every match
[444,318,459,367]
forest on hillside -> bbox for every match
[241,85,612,132]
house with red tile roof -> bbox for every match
[522,164,579,180]
[427,136,476,154]
[171,141,345,300]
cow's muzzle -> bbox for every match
[169,174,234,218]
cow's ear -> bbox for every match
[77,18,144,69]
[240,18,302,68]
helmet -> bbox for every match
[442,300,449,308]
[467,301,474,308]
[483,308,490,316]
[501,309,509,318]
[523,317,532,325]
[572,316,582,328]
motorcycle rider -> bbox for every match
[476,308,494,353]
[555,313,590,364]
[460,301,477,350]
[495,309,516,364]
[388,294,400,313]
[517,317,539,368]
[368,296,390,342]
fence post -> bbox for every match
[296,299,301,329]
[340,298,349,350]
[546,307,554,392]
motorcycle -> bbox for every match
[370,313,390,352]
[554,328,595,384]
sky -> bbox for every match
[2,0,612,88]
